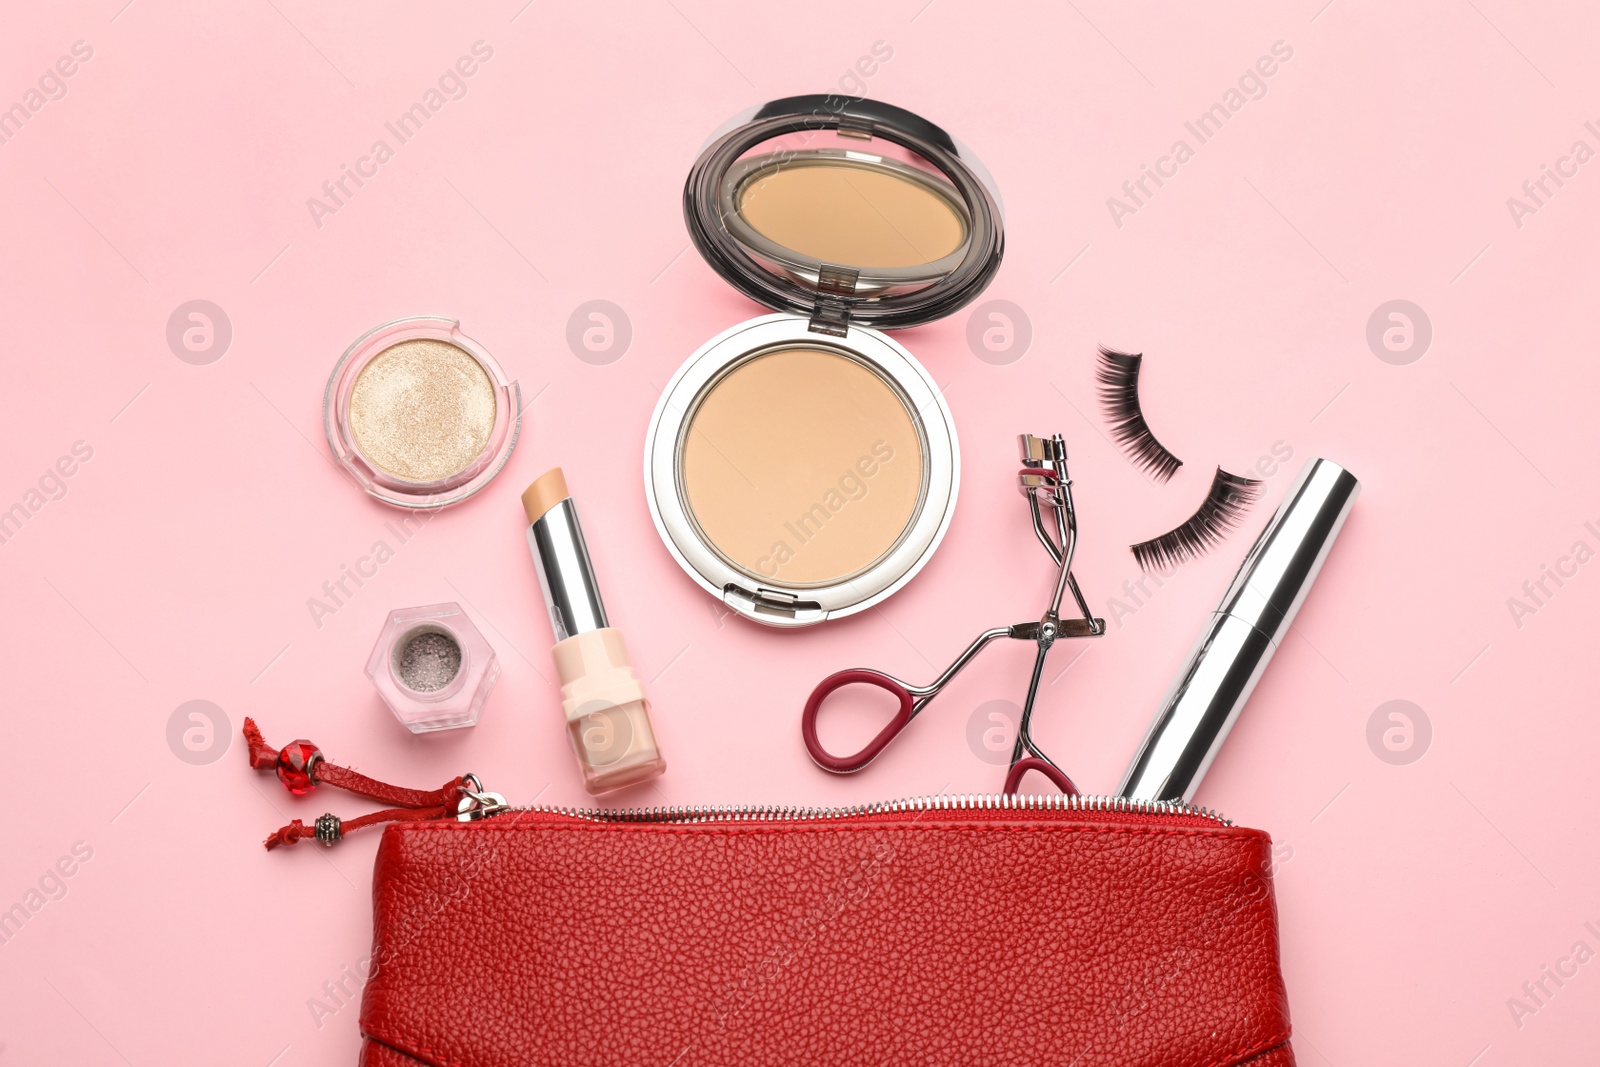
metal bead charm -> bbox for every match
[313,813,342,846]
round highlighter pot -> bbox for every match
[325,317,521,509]
[644,95,1003,627]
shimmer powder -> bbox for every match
[349,339,497,483]
[681,347,924,585]
[738,162,966,270]
[396,628,462,693]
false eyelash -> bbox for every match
[1096,347,1184,483]
[1131,467,1263,571]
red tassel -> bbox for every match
[261,806,453,850]
[264,820,314,850]
[242,716,281,771]
[243,717,471,850]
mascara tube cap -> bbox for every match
[1210,458,1362,649]
[1117,458,1359,803]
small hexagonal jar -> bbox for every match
[366,603,499,733]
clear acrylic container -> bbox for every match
[324,317,521,509]
[366,603,499,733]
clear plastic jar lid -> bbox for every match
[323,317,521,509]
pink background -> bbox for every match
[3,1,1597,1063]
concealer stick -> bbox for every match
[522,469,665,794]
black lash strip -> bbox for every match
[1096,347,1183,483]
[1131,467,1263,571]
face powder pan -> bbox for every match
[681,344,926,587]
[325,317,520,508]
[645,95,1003,626]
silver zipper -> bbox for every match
[456,790,1229,826]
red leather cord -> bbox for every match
[264,805,454,850]
[244,717,465,850]
[313,763,460,810]
[241,716,282,770]
[244,717,460,808]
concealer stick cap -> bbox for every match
[521,468,569,526]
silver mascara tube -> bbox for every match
[1117,457,1360,802]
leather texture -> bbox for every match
[359,806,1294,1067]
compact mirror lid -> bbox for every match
[684,95,1005,335]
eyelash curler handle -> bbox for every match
[1003,757,1078,796]
[802,670,916,774]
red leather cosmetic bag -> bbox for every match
[356,793,1294,1067]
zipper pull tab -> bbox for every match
[244,717,484,850]
[455,775,509,822]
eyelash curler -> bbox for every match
[801,433,1106,794]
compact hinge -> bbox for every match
[836,116,874,140]
[808,300,850,337]
[724,585,825,623]
[808,263,859,336]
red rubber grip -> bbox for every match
[1003,757,1079,796]
[801,670,915,774]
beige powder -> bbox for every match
[349,339,497,483]
[681,347,924,585]
[738,161,966,270]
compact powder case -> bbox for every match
[325,317,521,509]
[645,95,1005,627]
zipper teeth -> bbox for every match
[505,793,1230,827]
